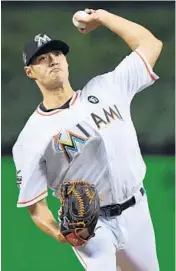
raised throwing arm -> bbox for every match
[75,9,163,67]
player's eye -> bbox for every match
[38,55,47,62]
[53,51,62,56]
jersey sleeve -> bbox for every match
[107,49,159,102]
[12,144,48,208]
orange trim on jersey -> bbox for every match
[17,190,47,205]
[135,50,156,81]
[70,91,79,105]
[36,108,62,116]
[36,91,79,116]
[74,248,88,270]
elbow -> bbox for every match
[28,209,40,225]
[138,34,163,54]
[28,210,37,222]
[147,36,163,54]
[153,38,163,63]
[155,38,163,54]
[138,36,163,68]
[28,204,38,219]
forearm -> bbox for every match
[31,213,64,242]
[28,199,66,243]
[97,10,160,50]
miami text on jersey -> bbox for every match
[53,130,88,162]
[91,104,123,129]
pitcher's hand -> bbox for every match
[75,9,105,34]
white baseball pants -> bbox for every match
[73,193,159,271]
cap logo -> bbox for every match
[23,52,27,65]
[34,34,51,47]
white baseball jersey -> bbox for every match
[13,49,158,208]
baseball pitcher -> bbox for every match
[13,9,163,271]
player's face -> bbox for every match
[26,51,69,90]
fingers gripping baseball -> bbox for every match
[84,9,96,15]
[72,9,101,34]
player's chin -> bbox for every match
[51,71,65,82]
[47,77,64,89]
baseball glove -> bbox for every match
[58,180,100,247]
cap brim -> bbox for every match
[28,40,69,65]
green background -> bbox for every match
[2,156,175,271]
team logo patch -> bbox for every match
[23,53,27,65]
[53,130,88,162]
[88,96,99,104]
[34,33,51,47]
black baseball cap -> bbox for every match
[23,33,69,66]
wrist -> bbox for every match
[56,230,67,243]
[96,9,110,25]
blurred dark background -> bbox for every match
[1,1,175,155]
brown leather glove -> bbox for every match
[58,181,100,247]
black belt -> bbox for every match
[100,187,145,217]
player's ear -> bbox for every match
[24,66,36,80]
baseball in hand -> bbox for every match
[72,11,88,29]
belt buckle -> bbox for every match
[103,206,111,217]
[113,204,122,216]
[103,204,122,217]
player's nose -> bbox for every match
[49,54,59,66]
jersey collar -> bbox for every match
[36,90,81,116]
